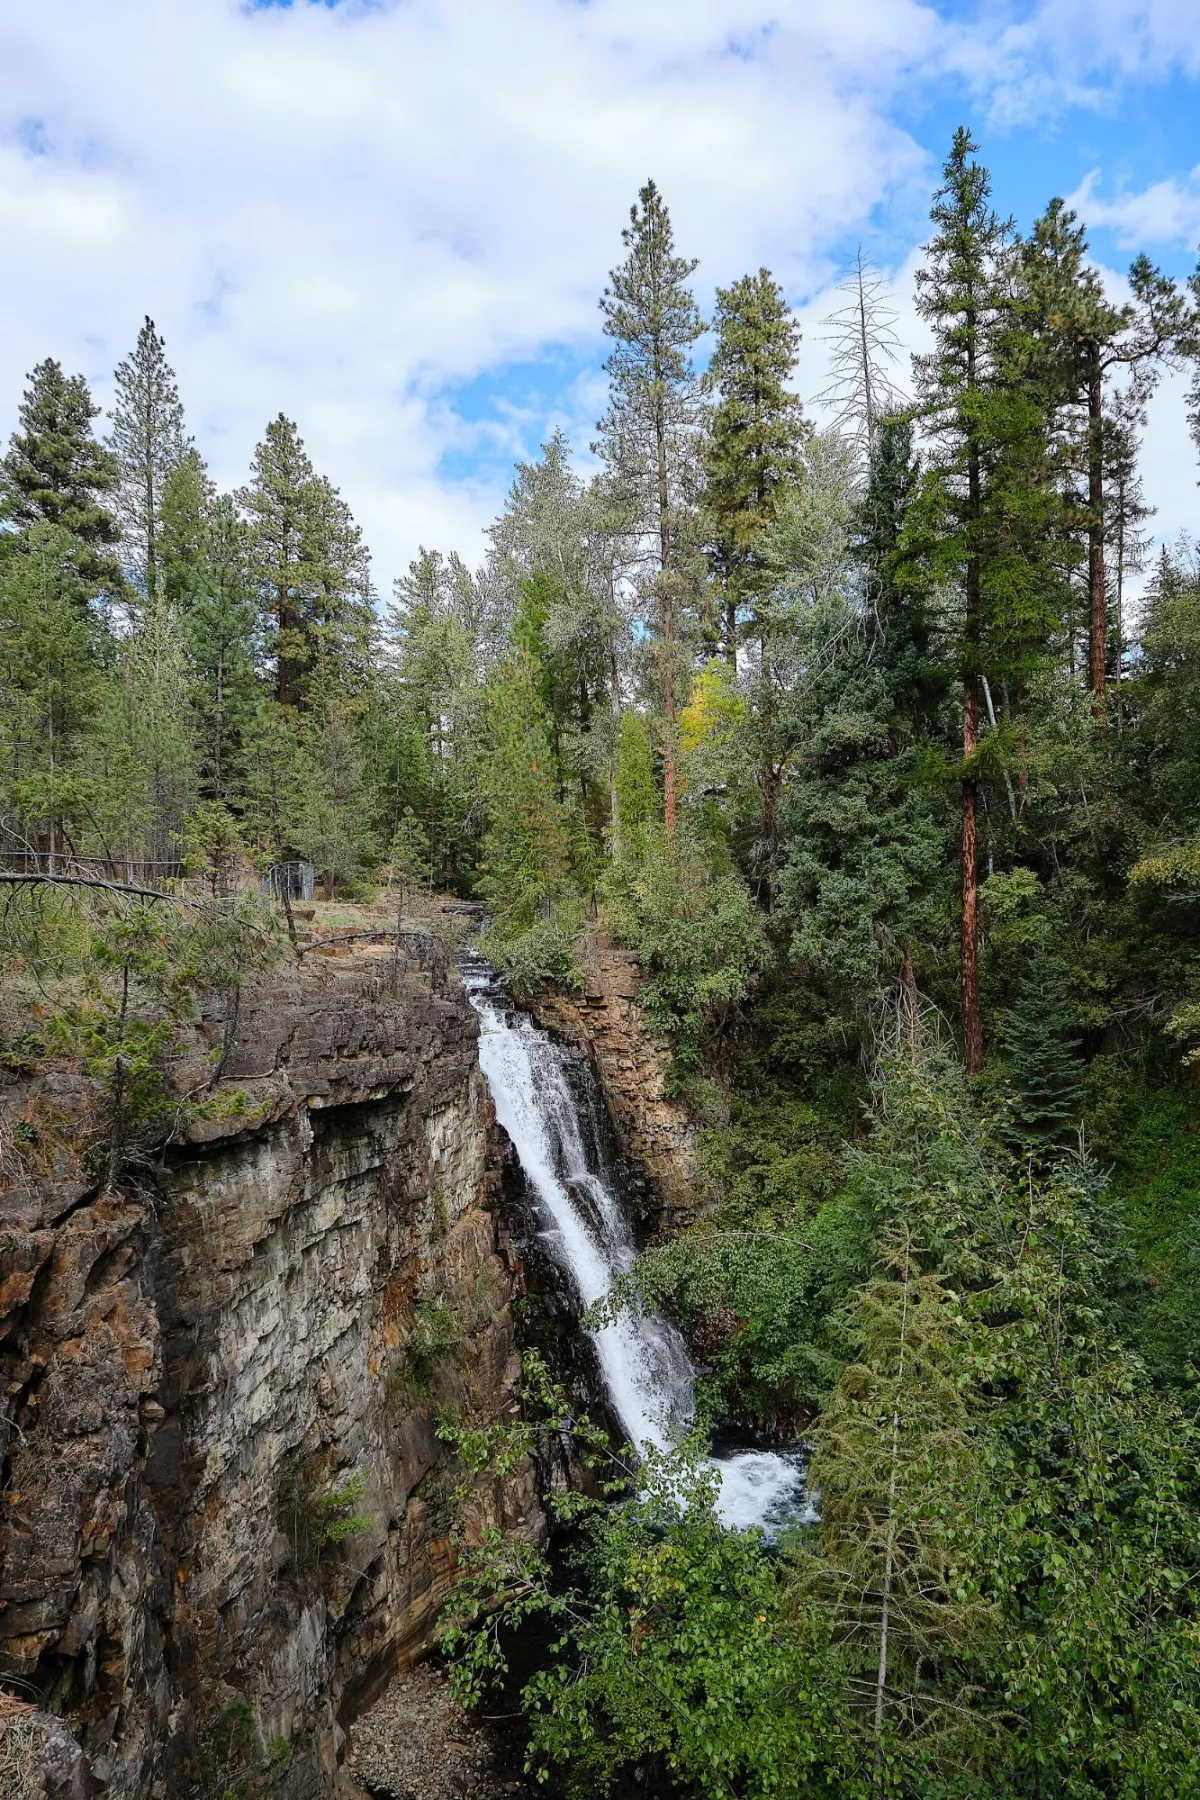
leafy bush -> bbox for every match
[483,915,583,998]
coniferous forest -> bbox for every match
[8,127,1200,1795]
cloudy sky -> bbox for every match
[2,0,1198,592]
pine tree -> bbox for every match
[596,181,705,841]
[703,268,806,669]
[108,317,191,602]
[476,653,574,935]
[912,128,1011,1075]
[1017,200,1186,730]
[0,524,103,868]
[0,359,121,591]
[161,452,258,798]
[239,416,372,708]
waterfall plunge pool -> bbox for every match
[462,957,814,1539]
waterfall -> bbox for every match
[463,958,810,1534]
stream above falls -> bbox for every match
[463,956,812,1535]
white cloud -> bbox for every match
[0,0,1197,586]
[1069,167,1200,250]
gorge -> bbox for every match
[2,927,776,1799]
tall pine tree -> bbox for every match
[239,415,372,708]
[912,129,1010,1074]
[108,317,191,603]
[596,181,705,841]
[0,360,122,592]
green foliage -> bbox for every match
[607,825,766,1082]
[475,651,577,935]
[0,357,122,592]
[194,1699,291,1800]
[280,1468,372,1567]
[999,943,1084,1148]
[614,708,657,839]
[482,916,583,1000]
[704,268,807,661]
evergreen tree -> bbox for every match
[596,180,705,841]
[108,316,191,601]
[999,945,1084,1148]
[790,1228,991,1793]
[160,452,258,798]
[0,359,122,591]
[239,415,372,708]
[0,524,104,867]
[475,653,574,935]
[1017,199,1185,729]
[702,268,806,668]
[88,599,200,869]
[912,128,1011,1074]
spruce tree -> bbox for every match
[108,317,191,601]
[702,268,806,669]
[596,181,705,841]
[0,359,121,591]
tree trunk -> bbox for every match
[962,371,983,1075]
[608,648,622,855]
[662,579,677,843]
[655,393,677,844]
[961,676,982,1076]
[900,947,921,1058]
[1087,355,1108,735]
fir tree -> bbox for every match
[702,268,806,668]
[108,317,191,602]
[596,180,705,841]
[790,1227,990,1793]
[1000,945,1084,1148]
[476,652,574,935]
[0,359,122,591]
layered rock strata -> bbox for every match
[0,945,539,1797]
[528,935,696,1224]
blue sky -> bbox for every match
[1,0,1197,588]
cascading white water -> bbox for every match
[463,958,810,1534]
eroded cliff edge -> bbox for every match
[1,944,540,1798]
[528,935,697,1227]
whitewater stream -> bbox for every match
[463,957,811,1535]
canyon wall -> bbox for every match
[1,945,539,1798]
[529,935,697,1226]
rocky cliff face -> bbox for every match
[529,936,696,1226]
[1,945,539,1798]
